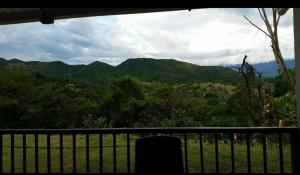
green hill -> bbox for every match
[0,59,115,85]
[0,58,242,85]
[28,61,86,76]
[117,58,241,84]
[70,61,116,85]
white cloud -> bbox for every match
[0,8,294,66]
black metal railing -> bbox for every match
[0,127,299,174]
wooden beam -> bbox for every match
[0,8,191,25]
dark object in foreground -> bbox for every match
[135,135,184,175]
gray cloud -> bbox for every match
[0,8,294,66]
[0,17,144,64]
[223,8,256,15]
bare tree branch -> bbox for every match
[258,8,267,23]
[245,8,295,92]
[261,8,273,34]
[258,8,273,35]
[277,15,281,26]
[243,15,271,38]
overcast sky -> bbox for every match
[0,8,294,66]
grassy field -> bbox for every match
[1,134,292,173]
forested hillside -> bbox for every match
[117,58,241,84]
[0,58,242,85]
[0,57,295,128]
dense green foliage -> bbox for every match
[0,67,103,128]
[0,58,296,128]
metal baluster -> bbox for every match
[279,133,284,173]
[214,133,219,173]
[99,134,103,174]
[11,134,14,174]
[199,133,204,173]
[72,134,76,174]
[86,134,90,173]
[0,134,2,174]
[246,133,251,174]
[262,133,267,174]
[184,133,188,173]
[60,134,63,173]
[230,133,235,173]
[35,134,38,173]
[23,134,26,174]
[127,133,131,174]
[113,133,117,174]
[47,134,51,174]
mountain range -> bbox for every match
[252,59,295,77]
[0,58,242,85]
[229,59,295,77]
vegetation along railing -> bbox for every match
[0,127,299,175]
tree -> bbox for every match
[230,56,274,126]
[244,8,295,92]
[98,76,146,127]
[272,92,297,125]
[273,68,295,97]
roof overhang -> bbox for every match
[0,8,192,25]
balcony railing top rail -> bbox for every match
[0,127,298,134]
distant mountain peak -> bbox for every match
[47,60,67,65]
[252,59,294,77]
[89,61,112,66]
[8,58,24,63]
[0,57,242,85]
[229,59,295,77]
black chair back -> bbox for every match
[135,135,184,175]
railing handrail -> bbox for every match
[0,127,297,134]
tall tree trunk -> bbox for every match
[244,8,295,92]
